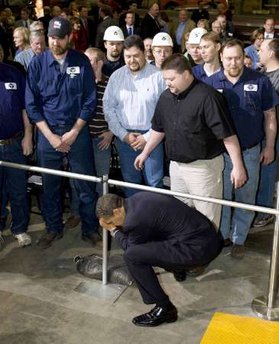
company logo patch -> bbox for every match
[53,20,62,29]
[66,66,80,78]
[4,82,17,90]
[244,84,258,92]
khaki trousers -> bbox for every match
[170,155,224,229]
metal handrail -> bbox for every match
[0,160,278,320]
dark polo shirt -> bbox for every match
[152,78,235,163]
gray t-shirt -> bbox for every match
[265,69,279,93]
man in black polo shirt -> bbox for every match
[135,54,246,229]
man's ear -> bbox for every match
[113,207,122,216]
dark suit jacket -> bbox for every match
[14,19,33,28]
[79,17,96,50]
[95,16,117,50]
[140,13,161,39]
[119,11,140,28]
[115,192,223,266]
[121,25,141,38]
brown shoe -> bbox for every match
[64,215,81,229]
[223,238,232,247]
[231,244,245,259]
[81,232,102,247]
[186,265,206,277]
[37,232,63,249]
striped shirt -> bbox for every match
[89,75,109,137]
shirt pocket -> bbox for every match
[68,75,82,91]
[38,79,57,99]
[244,91,261,113]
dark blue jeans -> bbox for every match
[37,125,98,235]
[0,138,29,234]
[115,137,164,197]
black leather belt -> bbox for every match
[242,142,260,151]
[0,132,23,145]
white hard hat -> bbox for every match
[103,26,124,41]
[152,32,173,47]
[187,28,207,44]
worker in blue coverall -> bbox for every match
[0,61,33,249]
[26,17,100,249]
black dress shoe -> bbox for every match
[36,232,63,249]
[81,232,102,246]
[132,304,178,327]
[172,269,187,282]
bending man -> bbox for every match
[96,191,224,327]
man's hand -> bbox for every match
[21,135,33,156]
[260,146,275,165]
[97,131,114,150]
[49,133,71,153]
[124,132,140,145]
[134,152,148,171]
[99,218,116,231]
[61,128,79,147]
[130,134,146,151]
[231,164,247,189]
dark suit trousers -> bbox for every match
[123,236,222,305]
[123,240,196,305]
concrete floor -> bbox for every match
[0,209,276,344]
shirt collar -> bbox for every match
[125,61,148,78]
[173,78,198,100]
[46,48,70,67]
[219,66,250,84]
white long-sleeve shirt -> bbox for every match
[103,62,166,141]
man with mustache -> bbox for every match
[208,39,279,258]
[103,35,166,196]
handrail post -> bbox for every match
[252,183,279,320]
[101,174,109,285]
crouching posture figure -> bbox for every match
[96,191,223,327]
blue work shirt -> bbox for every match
[26,49,96,126]
[192,64,221,82]
[192,64,208,82]
[207,67,279,150]
[0,63,25,139]
[244,44,260,70]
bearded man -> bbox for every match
[208,38,278,258]
[26,17,100,249]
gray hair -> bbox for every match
[96,194,124,218]
[30,30,45,43]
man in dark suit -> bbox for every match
[263,17,279,39]
[96,192,224,327]
[95,4,117,50]
[78,5,96,50]
[121,11,141,38]
[14,7,33,28]
[119,1,141,28]
[140,2,161,40]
